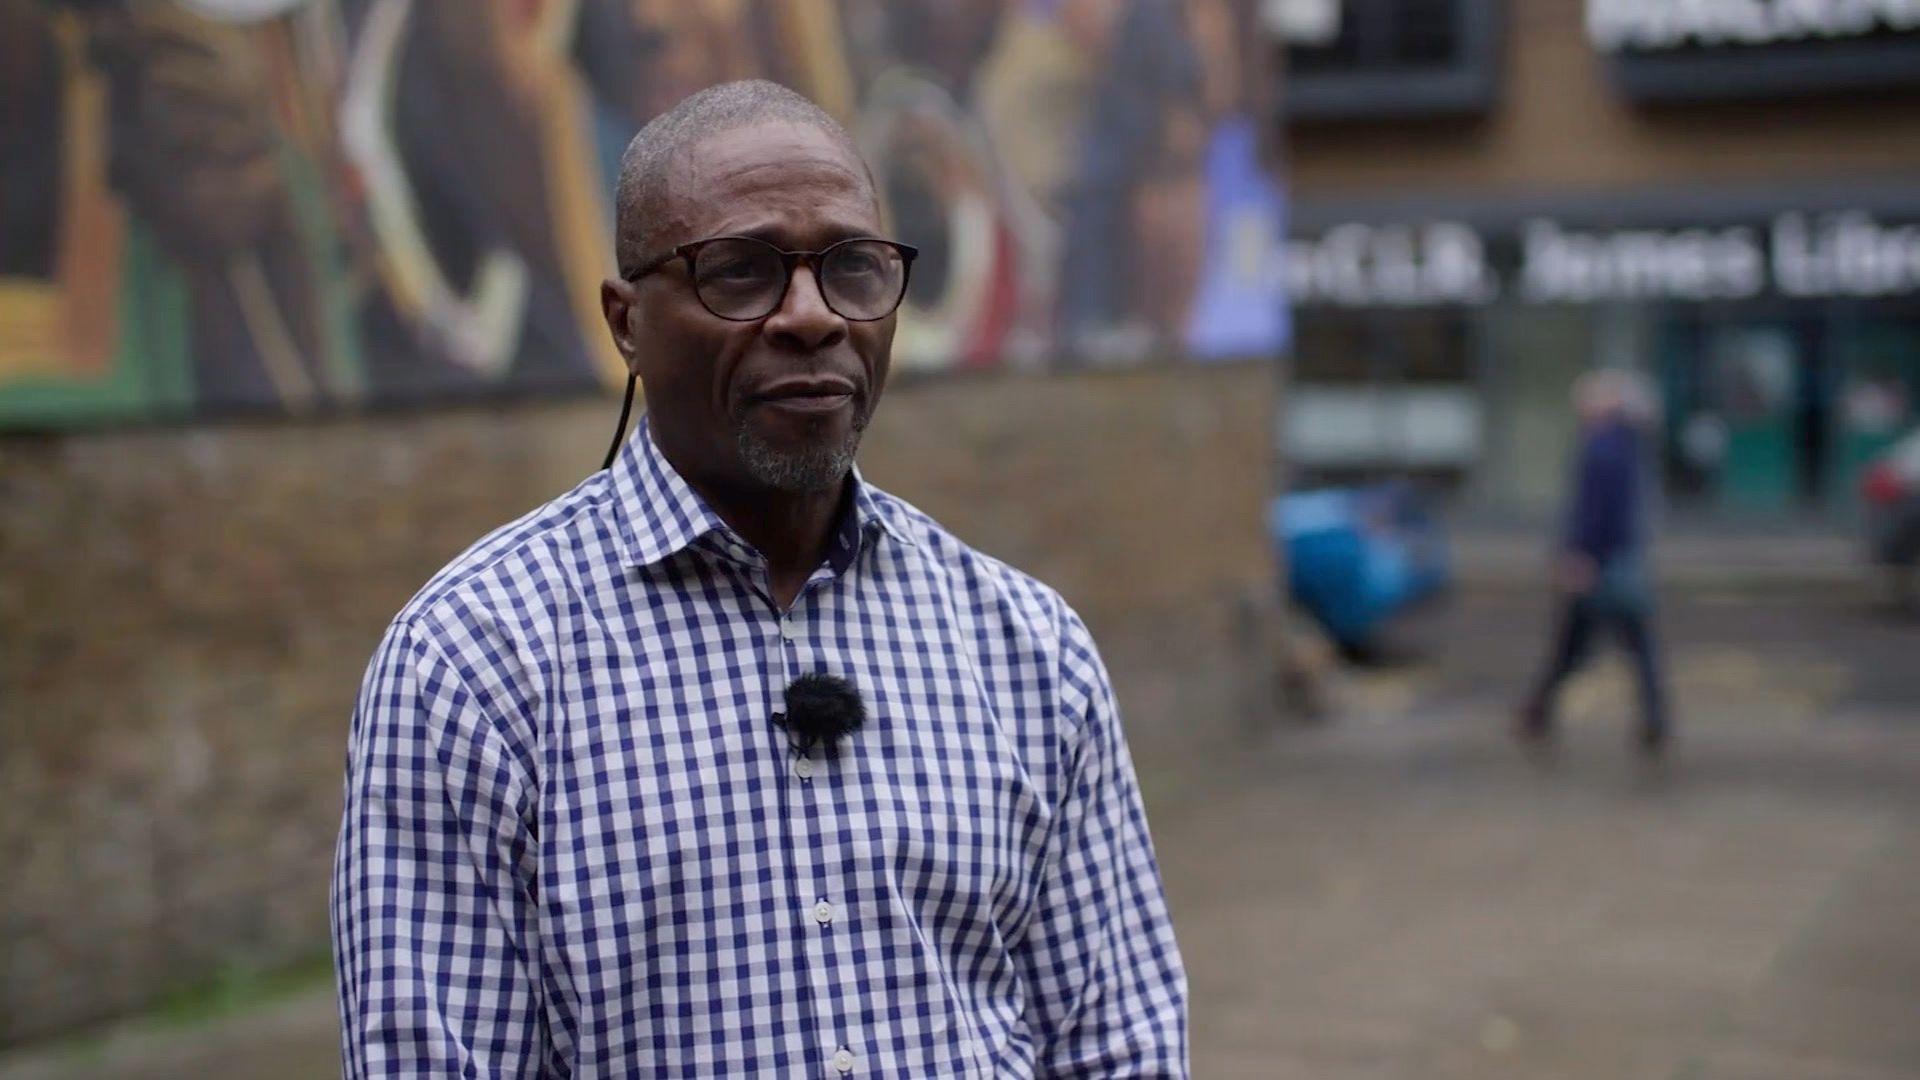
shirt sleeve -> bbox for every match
[331,618,547,1079]
[1020,611,1190,1078]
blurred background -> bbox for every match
[1,1,1917,1077]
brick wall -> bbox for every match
[0,361,1275,1043]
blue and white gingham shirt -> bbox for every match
[332,418,1188,1078]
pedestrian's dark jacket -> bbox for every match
[1565,419,1643,565]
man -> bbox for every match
[332,81,1189,1077]
[1519,369,1670,755]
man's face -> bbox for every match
[604,121,896,496]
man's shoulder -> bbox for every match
[864,484,1095,652]
[394,470,623,641]
[868,485,1110,731]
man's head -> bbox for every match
[1574,368,1653,430]
[602,81,899,498]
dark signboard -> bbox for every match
[1288,206,1920,309]
[1282,178,1920,307]
[1586,0,1920,101]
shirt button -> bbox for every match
[832,1047,856,1073]
[794,755,815,780]
[813,899,834,925]
[780,617,798,641]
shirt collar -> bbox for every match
[609,415,907,571]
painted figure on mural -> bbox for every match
[828,0,1284,369]
[0,0,98,384]
[0,0,349,414]
[1046,0,1281,362]
[0,0,635,415]
[92,2,344,410]
[841,0,1037,371]
[337,0,623,393]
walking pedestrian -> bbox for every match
[1519,369,1670,754]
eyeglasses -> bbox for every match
[623,235,918,322]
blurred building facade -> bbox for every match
[1279,0,1920,526]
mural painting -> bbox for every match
[0,0,1285,427]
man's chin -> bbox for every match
[735,427,860,494]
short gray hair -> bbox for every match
[1575,367,1657,427]
[613,80,866,277]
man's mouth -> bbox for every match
[751,376,858,414]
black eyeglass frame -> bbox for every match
[621,234,920,323]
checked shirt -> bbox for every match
[331,417,1188,1077]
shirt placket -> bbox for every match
[775,571,866,1078]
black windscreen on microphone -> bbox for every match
[775,673,866,757]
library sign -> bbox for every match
[1285,212,1920,309]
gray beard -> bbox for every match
[734,415,865,493]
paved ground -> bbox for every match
[4,588,1916,1079]
[1165,587,1920,1079]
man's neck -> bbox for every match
[713,479,848,607]
[651,430,849,610]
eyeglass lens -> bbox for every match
[690,238,908,321]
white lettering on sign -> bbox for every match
[1519,219,1765,303]
[1283,222,1499,307]
[1774,212,1920,296]
[1288,212,1920,308]
[1588,0,1920,51]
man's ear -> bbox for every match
[601,278,643,376]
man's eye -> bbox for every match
[707,260,761,282]
[836,253,882,276]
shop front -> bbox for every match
[1285,182,1920,523]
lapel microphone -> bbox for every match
[775,673,867,758]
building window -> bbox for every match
[1290,0,1462,74]
[1278,0,1504,122]
[1286,309,1485,485]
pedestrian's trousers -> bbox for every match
[1529,591,1668,736]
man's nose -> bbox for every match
[763,264,848,352]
